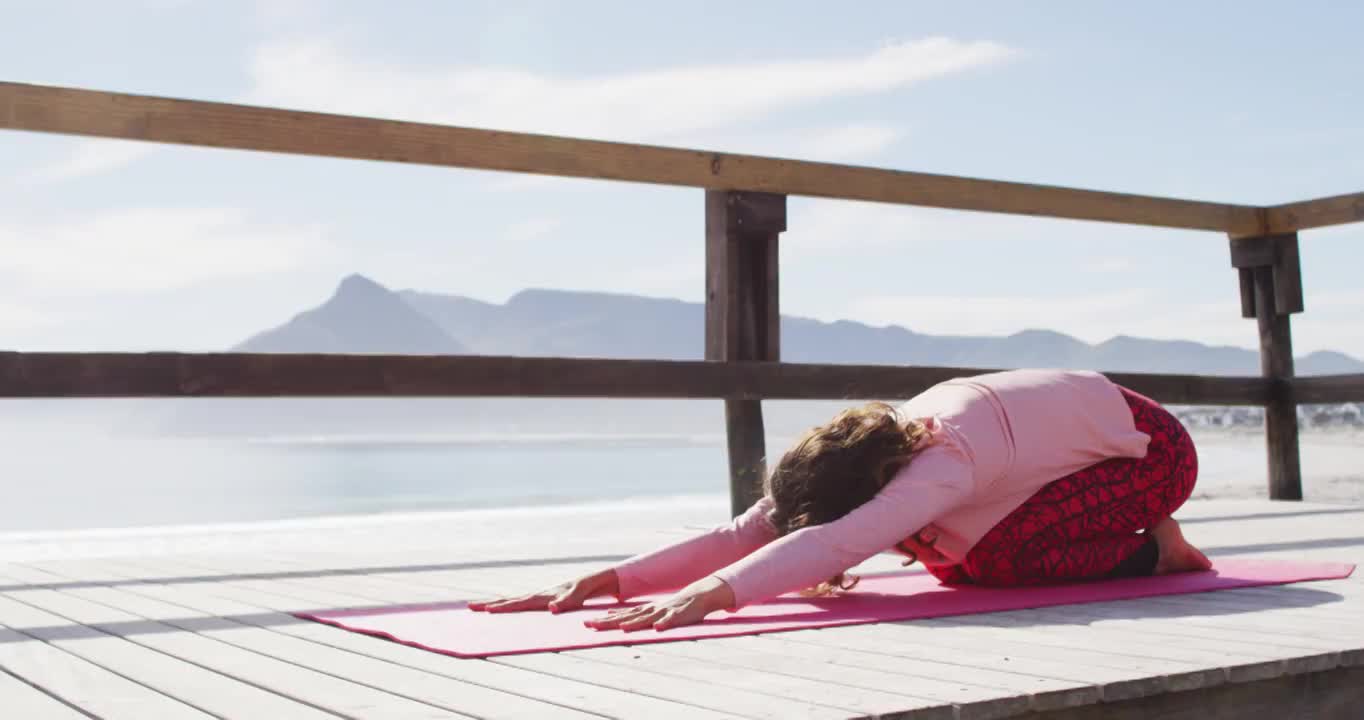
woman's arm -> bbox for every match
[469,496,776,614]
[610,495,778,599]
[714,447,974,608]
[586,447,976,632]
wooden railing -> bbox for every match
[3,81,1362,514]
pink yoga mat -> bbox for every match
[298,558,1354,658]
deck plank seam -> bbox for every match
[20,559,760,720]
[7,567,620,720]
[0,664,102,720]
[0,619,230,720]
[0,591,448,720]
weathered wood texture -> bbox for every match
[1015,665,1364,720]
[1253,265,1303,500]
[2,499,1362,720]
[1294,374,1364,404]
[707,191,785,516]
[1264,192,1364,233]
[1228,233,1306,500]
[0,81,1264,232]
[1229,234,1304,316]
[0,352,1273,405]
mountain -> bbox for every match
[240,275,1364,377]
[237,274,467,354]
[403,288,703,360]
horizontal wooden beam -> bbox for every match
[0,81,1262,233]
[0,352,1271,406]
[1292,374,1364,404]
[1263,192,1364,233]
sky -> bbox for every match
[2,1,1362,358]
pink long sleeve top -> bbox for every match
[611,369,1152,608]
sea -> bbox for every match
[2,399,1361,535]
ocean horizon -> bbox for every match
[4,423,1362,538]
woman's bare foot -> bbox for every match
[1149,516,1213,575]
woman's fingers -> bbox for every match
[467,594,527,612]
[617,607,668,632]
[585,602,705,632]
[584,604,654,630]
[652,607,683,631]
[548,582,589,614]
[477,593,552,613]
[901,527,949,564]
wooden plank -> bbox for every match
[4,619,343,720]
[1251,265,1303,499]
[706,190,785,516]
[108,561,950,719]
[0,590,470,719]
[575,644,960,719]
[0,81,1264,233]
[0,626,214,719]
[65,586,601,720]
[497,651,881,720]
[1077,595,1364,652]
[278,622,749,720]
[0,665,95,719]
[0,352,1273,405]
[1235,268,1257,318]
[971,606,1341,681]
[1272,234,1304,314]
[1293,373,1364,404]
[716,635,1102,713]
[1264,191,1364,233]
[757,628,1138,687]
[637,636,1056,718]
[111,559,927,720]
[1006,592,1360,658]
[773,623,1192,701]
[1012,665,1364,720]
[101,576,748,720]
[49,558,830,720]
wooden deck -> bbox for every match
[0,498,1361,720]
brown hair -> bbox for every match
[765,402,931,596]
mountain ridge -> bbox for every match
[240,274,1364,377]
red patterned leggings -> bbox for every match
[927,387,1198,586]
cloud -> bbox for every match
[1294,289,1364,358]
[502,217,562,243]
[1084,257,1136,273]
[245,36,1014,143]
[0,208,333,296]
[799,124,904,160]
[781,199,939,255]
[252,0,328,29]
[0,301,55,334]
[25,139,154,184]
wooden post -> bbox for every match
[1230,233,1304,500]
[706,190,786,517]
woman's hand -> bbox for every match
[585,576,735,632]
[898,524,952,567]
[468,569,619,614]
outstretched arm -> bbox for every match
[586,445,976,631]
[469,496,776,614]
[610,495,778,599]
[714,447,973,608]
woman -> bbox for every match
[470,369,1212,632]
